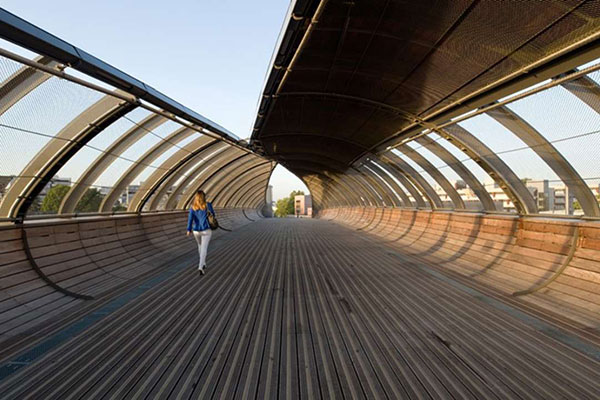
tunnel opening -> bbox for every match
[267,164,311,218]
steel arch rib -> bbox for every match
[561,74,600,114]
[147,140,224,211]
[300,172,348,208]
[396,144,465,209]
[163,144,237,210]
[440,124,538,214]
[487,105,599,216]
[413,136,496,211]
[382,152,443,209]
[200,157,262,203]
[343,171,380,207]
[213,163,273,207]
[206,158,269,204]
[0,93,134,220]
[373,157,427,208]
[327,171,368,207]
[354,167,391,207]
[127,136,216,212]
[366,160,413,207]
[238,177,271,209]
[240,167,275,209]
[0,55,58,116]
[355,165,400,208]
[59,113,168,213]
[99,125,195,212]
[211,160,270,206]
[229,173,272,208]
[178,153,254,210]
[230,167,274,207]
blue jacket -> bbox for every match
[187,202,215,232]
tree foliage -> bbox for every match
[40,185,70,213]
[112,204,127,212]
[75,188,104,213]
[274,190,305,217]
[40,185,105,214]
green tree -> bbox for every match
[75,188,104,213]
[112,204,127,212]
[40,185,70,213]
[274,190,305,217]
[274,198,289,218]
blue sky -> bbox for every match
[0,0,308,200]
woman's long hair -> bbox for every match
[192,190,207,211]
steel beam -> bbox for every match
[560,74,600,114]
[127,136,215,212]
[230,173,272,208]
[440,124,538,214]
[487,105,599,216]
[163,144,235,210]
[0,55,58,116]
[414,136,497,211]
[99,125,196,212]
[396,144,465,209]
[381,152,442,208]
[355,165,399,207]
[0,93,134,220]
[300,172,348,208]
[178,153,253,210]
[369,159,421,207]
[365,160,412,207]
[60,113,168,213]
[201,157,262,202]
[146,139,223,211]
[213,162,272,206]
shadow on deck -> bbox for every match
[0,218,599,399]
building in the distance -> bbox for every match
[119,184,140,207]
[294,194,312,217]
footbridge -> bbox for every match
[1,2,600,398]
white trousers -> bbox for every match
[193,229,212,269]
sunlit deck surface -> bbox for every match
[0,218,599,399]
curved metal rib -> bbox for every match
[396,144,465,209]
[382,152,444,209]
[59,113,168,213]
[440,124,538,214]
[0,56,58,116]
[213,163,273,207]
[128,136,216,212]
[162,143,233,210]
[146,140,223,210]
[0,93,135,220]
[355,166,398,207]
[414,136,497,211]
[177,152,253,209]
[229,173,272,208]
[365,160,412,207]
[487,105,599,216]
[99,126,195,212]
[370,158,421,207]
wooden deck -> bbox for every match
[0,218,599,399]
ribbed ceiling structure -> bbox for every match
[251,0,600,216]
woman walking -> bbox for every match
[186,190,216,275]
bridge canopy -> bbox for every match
[251,0,600,216]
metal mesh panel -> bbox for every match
[0,56,103,177]
[404,140,485,211]
[0,49,265,221]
